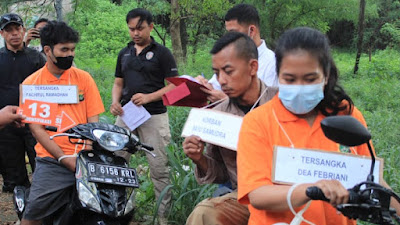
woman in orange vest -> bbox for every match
[236,27,400,225]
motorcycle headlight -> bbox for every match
[124,190,136,215]
[93,129,130,151]
[78,182,102,213]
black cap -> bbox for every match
[0,13,24,30]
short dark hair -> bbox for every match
[224,4,260,28]
[275,27,353,116]
[40,21,79,49]
[210,31,258,61]
[34,18,49,28]
[126,8,153,27]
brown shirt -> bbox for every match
[195,80,278,190]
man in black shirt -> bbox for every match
[0,13,46,192]
[110,8,178,225]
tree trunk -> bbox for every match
[180,17,187,61]
[54,0,63,21]
[170,0,184,65]
[353,0,366,74]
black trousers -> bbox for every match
[0,125,36,189]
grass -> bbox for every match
[334,50,400,225]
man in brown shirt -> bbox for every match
[182,32,278,225]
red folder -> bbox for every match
[162,76,209,108]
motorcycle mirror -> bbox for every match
[321,116,371,147]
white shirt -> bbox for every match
[208,39,278,90]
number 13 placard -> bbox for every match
[20,99,59,126]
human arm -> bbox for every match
[29,123,75,170]
[248,180,349,211]
[183,135,230,184]
[24,28,40,46]
[183,135,207,172]
[195,74,227,103]
[0,105,25,129]
[110,77,124,116]
[200,87,228,103]
[131,81,176,106]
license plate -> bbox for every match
[87,163,139,188]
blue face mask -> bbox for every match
[278,81,325,114]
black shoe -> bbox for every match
[2,184,15,193]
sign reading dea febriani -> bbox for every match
[272,146,383,189]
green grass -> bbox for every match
[334,49,400,200]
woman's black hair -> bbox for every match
[275,27,353,116]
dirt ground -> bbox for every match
[0,176,19,225]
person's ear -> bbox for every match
[248,25,256,37]
[43,46,51,57]
[324,69,329,85]
[249,59,258,77]
[149,23,154,31]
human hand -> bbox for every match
[24,28,40,46]
[195,75,215,89]
[200,87,228,103]
[195,75,209,86]
[131,93,153,106]
[0,106,26,129]
[110,102,123,116]
[60,156,77,172]
[182,135,205,163]
[313,179,349,206]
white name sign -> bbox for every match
[21,85,79,104]
[272,146,383,189]
[181,108,243,151]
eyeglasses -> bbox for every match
[0,14,23,29]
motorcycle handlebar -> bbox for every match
[306,186,360,203]
[45,126,58,132]
[306,186,329,201]
[141,143,154,151]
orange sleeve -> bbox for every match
[83,72,105,118]
[237,107,274,205]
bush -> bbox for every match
[335,48,400,196]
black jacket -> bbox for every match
[0,46,46,108]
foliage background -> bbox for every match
[2,0,400,224]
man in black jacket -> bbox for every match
[0,13,46,192]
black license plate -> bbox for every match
[87,163,139,187]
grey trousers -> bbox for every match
[116,112,171,216]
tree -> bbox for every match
[364,0,400,52]
[178,0,231,63]
[0,0,72,23]
[354,0,366,74]
[170,0,184,64]
[54,0,63,21]
[248,0,376,48]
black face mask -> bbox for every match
[51,50,74,70]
